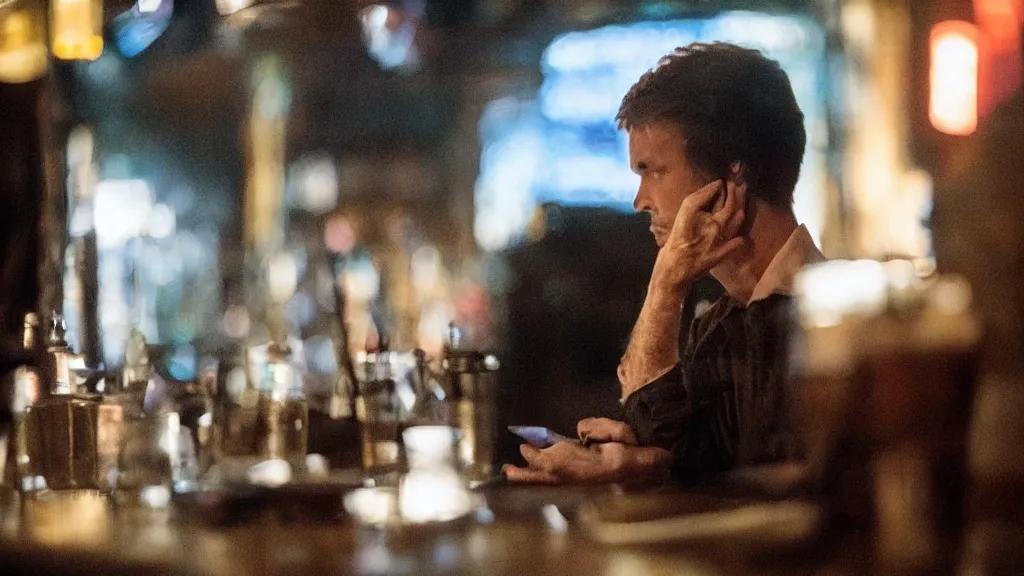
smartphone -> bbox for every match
[508,425,574,448]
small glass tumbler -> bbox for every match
[115,412,197,509]
[399,425,471,524]
[355,352,403,484]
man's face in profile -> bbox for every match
[628,121,712,248]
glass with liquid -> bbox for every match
[22,395,99,492]
[260,343,308,470]
[166,377,215,478]
[356,353,402,482]
[442,343,500,484]
[95,396,127,491]
[115,412,198,507]
[212,341,308,483]
[214,344,261,462]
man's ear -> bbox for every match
[728,161,746,186]
[729,161,745,183]
[727,161,755,237]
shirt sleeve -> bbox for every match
[620,297,738,485]
[621,364,690,451]
[622,364,725,484]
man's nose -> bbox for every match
[633,184,652,213]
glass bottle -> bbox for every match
[11,313,42,488]
[405,348,448,426]
[328,267,358,421]
[329,353,358,420]
[260,341,307,472]
[121,328,151,402]
[213,341,260,463]
[21,315,99,492]
[15,314,109,545]
[95,328,150,491]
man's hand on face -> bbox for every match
[651,178,747,296]
[502,441,629,485]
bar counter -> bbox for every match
[0,479,875,576]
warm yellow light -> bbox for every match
[973,0,1023,51]
[929,21,979,136]
[215,0,254,16]
[50,0,103,61]
[0,6,48,83]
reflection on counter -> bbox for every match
[20,489,110,548]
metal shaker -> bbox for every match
[442,325,499,483]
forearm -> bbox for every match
[614,445,673,487]
[617,274,687,399]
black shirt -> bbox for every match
[622,294,800,485]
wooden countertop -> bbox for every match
[0,484,873,576]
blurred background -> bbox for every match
[1,0,1021,463]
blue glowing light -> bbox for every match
[167,343,197,381]
[112,0,173,58]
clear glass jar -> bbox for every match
[398,425,471,524]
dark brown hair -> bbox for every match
[617,42,806,208]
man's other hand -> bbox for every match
[577,417,637,445]
[502,441,671,486]
[502,442,628,485]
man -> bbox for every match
[503,42,825,486]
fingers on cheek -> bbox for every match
[681,183,713,211]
